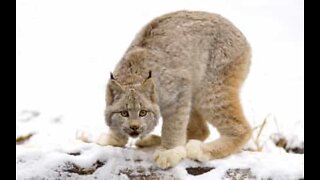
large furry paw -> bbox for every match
[186,140,211,162]
[76,130,92,143]
[135,134,161,148]
[153,146,186,169]
[96,133,127,147]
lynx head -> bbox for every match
[105,71,160,138]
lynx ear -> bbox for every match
[110,72,115,80]
[106,75,124,105]
[147,70,152,79]
[140,71,157,103]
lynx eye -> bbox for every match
[120,111,129,117]
[139,110,147,117]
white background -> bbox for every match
[16,0,304,133]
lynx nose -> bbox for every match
[130,125,139,131]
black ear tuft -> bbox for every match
[110,72,115,80]
[147,71,152,79]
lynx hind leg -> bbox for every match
[187,88,252,162]
[135,134,161,148]
[187,50,252,162]
[187,110,210,141]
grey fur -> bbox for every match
[104,11,252,169]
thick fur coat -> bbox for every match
[104,11,252,169]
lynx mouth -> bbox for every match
[129,132,140,138]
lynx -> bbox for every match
[104,11,252,169]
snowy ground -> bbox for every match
[17,0,304,179]
[16,110,304,180]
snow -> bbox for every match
[17,0,304,179]
[17,139,304,179]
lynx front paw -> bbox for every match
[76,130,92,143]
[186,140,211,162]
[135,134,161,148]
[96,133,127,147]
[153,146,186,169]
